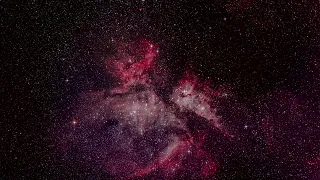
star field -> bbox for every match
[2,1,320,179]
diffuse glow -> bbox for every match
[67,40,226,179]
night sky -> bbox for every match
[2,1,320,179]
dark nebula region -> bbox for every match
[2,1,320,180]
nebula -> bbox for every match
[57,40,225,179]
[56,40,320,179]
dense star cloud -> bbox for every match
[2,0,320,179]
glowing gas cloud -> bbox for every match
[56,39,319,179]
[61,40,227,179]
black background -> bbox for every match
[2,1,320,179]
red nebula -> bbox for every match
[95,40,222,179]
